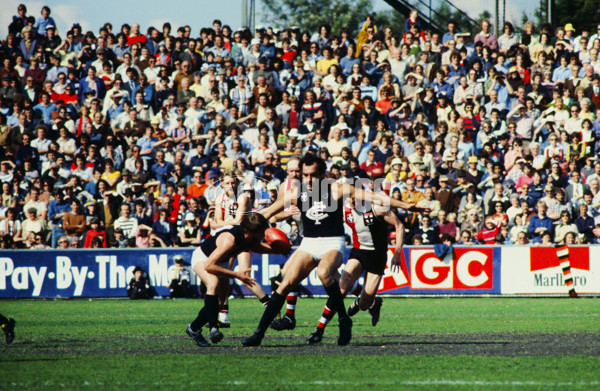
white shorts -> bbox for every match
[297,236,346,262]
[191,248,230,270]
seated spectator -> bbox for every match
[127,266,153,299]
[476,216,503,244]
[83,218,106,248]
[410,215,439,244]
[167,255,193,298]
[21,207,48,245]
[515,230,529,245]
[151,208,174,247]
[528,200,553,243]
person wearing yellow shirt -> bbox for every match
[101,158,121,191]
[316,47,338,76]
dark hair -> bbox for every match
[300,154,327,177]
[240,212,269,234]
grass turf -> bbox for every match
[1,298,599,390]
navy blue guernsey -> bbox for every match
[299,181,345,238]
[199,225,250,257]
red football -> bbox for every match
[265,227,292,254]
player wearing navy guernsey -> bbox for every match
[268,157,304,326]
[242,154,416,347]
[186,213,280,347]
[212,171,269,327]
[306,195,405,344]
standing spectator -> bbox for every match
[47,189,70,248]
[63,200,87,246]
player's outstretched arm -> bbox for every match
[259,197,285,220]
[269,205,300,224]
[339,183,395,208]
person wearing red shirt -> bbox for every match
[127,23,148,46]
[476,216,503,244]
[83,218,106,248]
[360,149,384,178]
[375,89,393,114]
[281,39,297,67]
[56,83,78,105]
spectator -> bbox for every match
[167,255,192,298]
[528,200,553,243]
[151,208,174,247]
[127,266,153,299]
[114,200,137,237]
[83,218,106,248]
[63,200,86,246]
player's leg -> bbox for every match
[217,278,231,328]
[317,250,352,346]
[307,258,363,344]
[352,272,384,327]
[187,262,221,346]
[238,251,270,305]
[270,257,300,330]
[242,250,316,346]
[0,312,15,345]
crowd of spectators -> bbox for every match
[1,4,600,249]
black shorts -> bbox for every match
[348,247,387,275]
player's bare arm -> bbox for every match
[378,206,405,273]
[204,233,256,286]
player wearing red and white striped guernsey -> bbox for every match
[306,195,406,344]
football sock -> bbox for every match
[0,313,8,325]
[259,294,270,306]
[284,291,298,319]
[255,291,285,336]
[317,305,336,331]
[324,281,347,318]
[190,307,208,332]
[218,304,229,323]
[348,297,361,313]
[205,294,219,330]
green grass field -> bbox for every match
[1,298,599,390]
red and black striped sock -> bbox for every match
[556,244,577,298]
[317,305,336,331]
[284,291,298,319]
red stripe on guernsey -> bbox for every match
[530,247,589,272]
[345,205,360,249]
